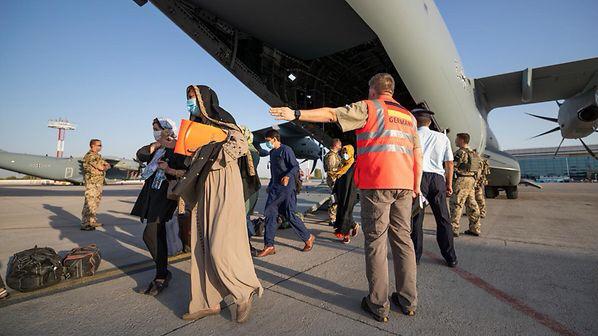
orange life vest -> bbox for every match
[354,95,417,190]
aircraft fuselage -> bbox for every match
[141,0,522,197]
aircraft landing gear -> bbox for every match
[484,186,498,199]
[505,186,518,199]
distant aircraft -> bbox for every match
[0,150,143,184]
[134,0,598,199]
[252,123,323,173]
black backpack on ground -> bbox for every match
[6,246,63,292]
[251,217,266,237]
[62,244,101,279]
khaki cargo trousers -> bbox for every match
[360,189,418,317]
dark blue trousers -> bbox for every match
[264,186,310,246]
[411,172,457,263]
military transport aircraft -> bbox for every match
[134,0,598,199]
[252,123,323,173]
[0,150,142,184]
[0,127,323,184]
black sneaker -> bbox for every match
[80,225,96,231]
[360,297,388,322]
[447,259,458,268]
[390,293,416,316]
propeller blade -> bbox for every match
[526,113,558,123]
[579,138,597,160]
[554,138,565,157]
[530,126,560,139]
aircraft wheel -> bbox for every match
[506,187,518,199]
[484,186,498,199]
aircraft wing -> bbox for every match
[101,157,142,171]
[475,57,598,111]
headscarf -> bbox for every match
[187,85,237,127]
[332,145,355,178]
[153,117,178,138]
[185,85,259,201]
[141,117,177,179]
[240,125,254,144]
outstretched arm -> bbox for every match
[270,107,337,123]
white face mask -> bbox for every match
[342,153,349,160]
[153,130,162,141]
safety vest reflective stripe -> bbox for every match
[356,144,413,156]
[356,129,414,141]
[372,100,385,133]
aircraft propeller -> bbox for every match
[527,106,597,159]
[580,138,597,159]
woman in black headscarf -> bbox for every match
[178,85,262,323]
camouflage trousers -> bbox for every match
[326,176,337,223]
[82,181,103,227]
[474,184,486,218]
[450,177,481,234]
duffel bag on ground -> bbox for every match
[62,244,101,279]
[6,246,63,292]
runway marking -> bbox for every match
[423,251,578,336]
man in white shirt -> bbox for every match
[411,109,458,267]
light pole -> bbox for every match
[48,119,76,158]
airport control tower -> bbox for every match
[48,119,76,158]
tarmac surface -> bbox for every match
[0,182,597,336]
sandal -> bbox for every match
[143,271,172,296]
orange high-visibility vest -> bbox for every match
[354,95,418,190]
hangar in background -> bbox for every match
[507,145,598,181]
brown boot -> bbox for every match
[256,245,276,258]
[302,234,315,252]
[182,307,220,321]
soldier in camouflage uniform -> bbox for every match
[323,138,342,225]
[474,153,491,218]
[81,139,110,230]
[449,133,481,237]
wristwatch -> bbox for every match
[294,109,301,120]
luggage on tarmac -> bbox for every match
[165,216,183,256]
[251,217,266,237]
[6,246,63,292]
[62,244,101,279]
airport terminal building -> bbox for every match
[506,145,598,181]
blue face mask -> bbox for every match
[265,141,274,150]
[187,99,199,116]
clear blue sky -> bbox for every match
[1,1,597,177]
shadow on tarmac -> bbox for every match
[42,204,190,316]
